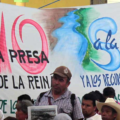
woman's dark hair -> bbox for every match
[18,94,31,101]
[94,90,105,102]
[17,94,34,104]
[4,116,17,120]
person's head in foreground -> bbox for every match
[82,92,98,118]
[4,116,17,120]
[103,87,115,98]
[51,66,72,95]
[96,98,120,120]
[16,100,33,120]
[53,113,72,120]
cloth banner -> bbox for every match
[0,2,120,117]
